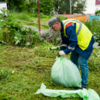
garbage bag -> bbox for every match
[51,56,81,87]
[35,83,100,100]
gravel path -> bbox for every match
[93,42,100,48]
[23,25,49,35]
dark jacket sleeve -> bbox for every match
[60,33,67,50]
[63,25,78,54]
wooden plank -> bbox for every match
[68,15,86,21]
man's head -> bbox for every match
[48,17,61,32]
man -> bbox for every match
[48,17,95,89]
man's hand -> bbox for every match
[57,50,65,57]
[59,51,65,55]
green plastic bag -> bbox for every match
[51,57,81,87]
[35,83,100,100]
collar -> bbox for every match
[60,21,64,32]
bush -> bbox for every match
[95,10,100,16]
[0,11,44,47]
[83,19,100,45]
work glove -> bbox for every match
[57,50,65,57]
[59,50,65,55]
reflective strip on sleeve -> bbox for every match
[68,46,75,50]
[61,44,68,47]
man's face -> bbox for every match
[52,22,61,31]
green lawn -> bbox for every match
[10,12,50,30]
[0,42,100,100]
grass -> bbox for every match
[11,12,32,21]
[0,12,100,99]
[8,12,51,30]
[9,12,68,30]
[0,42,100,100]
[22,21,49,30]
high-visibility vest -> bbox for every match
[62,19,93,50]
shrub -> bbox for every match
[95,10,100,16]
[0,11,44,47]
[83,19,100,45]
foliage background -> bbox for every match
[1,0,86,14]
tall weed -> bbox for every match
[0,11,44,47]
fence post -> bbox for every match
[37,0,41,35]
